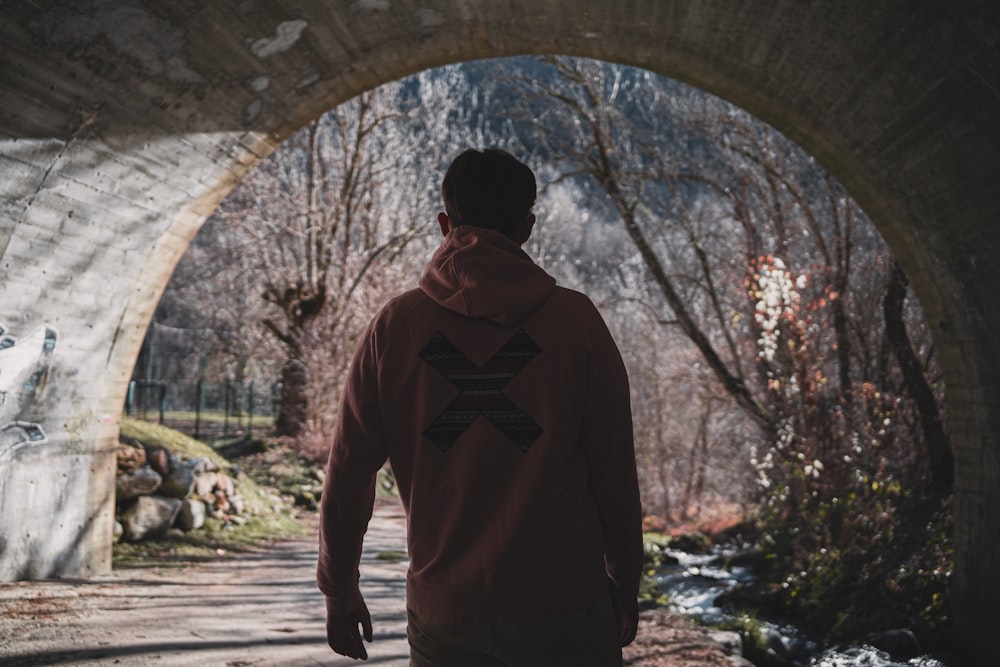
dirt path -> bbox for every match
[0,499,738,666]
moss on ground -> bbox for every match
[112,513,310,568]
[114,418,309,568]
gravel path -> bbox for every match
[0,499,737,666]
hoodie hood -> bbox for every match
[419,226,556,327]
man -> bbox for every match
[317,148,642,666]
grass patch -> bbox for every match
[718,612,771,660]
[112,513,310,568]
[129,410,275,427]
[121,417,228,465]
[639,531,672,608]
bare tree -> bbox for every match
[215,92,416,437]
[150,65,505,453]
[505,56,950,510]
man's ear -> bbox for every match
[514,213,536,245]
[437,212,453,238]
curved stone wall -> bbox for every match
[0,1,997,661]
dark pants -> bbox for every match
[407,593,622,667]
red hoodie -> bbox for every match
[317,225,642,624]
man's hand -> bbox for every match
[326,597,374,660]
[610,583,639,647]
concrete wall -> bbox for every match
[0,0,997,661]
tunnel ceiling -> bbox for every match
[1,1,999,662]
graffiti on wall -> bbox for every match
[0,322,58,459]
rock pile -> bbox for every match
[114,436,249,542]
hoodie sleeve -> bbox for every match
[316,317,389,615]
[579,305,643,602]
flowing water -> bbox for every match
[654,548,950,667]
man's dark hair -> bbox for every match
[441,148,537,236]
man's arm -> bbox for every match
[580,309,643,646]
[318,468,378,658]
[325,581,374,659]
[317,322,388,659]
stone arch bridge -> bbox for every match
[1,1,997,662]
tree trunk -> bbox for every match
[883,259,953,492]
[275,357,309,437]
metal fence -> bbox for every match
[124,380,280,440]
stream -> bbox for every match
[654,547,951,667]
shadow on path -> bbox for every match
[0,499,411,666]
[1,497,737,666]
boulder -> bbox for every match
[120,495,182,541]
[146,446,170,476]
[669,531,713,554]
[229,492,246,515]
[176,499,207,531]
[194,471,218,499]
[709,630,744,657]
[116,466,162,501]
[763,627,791,662]
[194,471,241,512]
[215,473,236,498]
[864,629,921,659]
[159,457,198,498]
[743,626,793,667]
[116,440,147,473]
[187,455,217,475]
[212,489,231,516]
